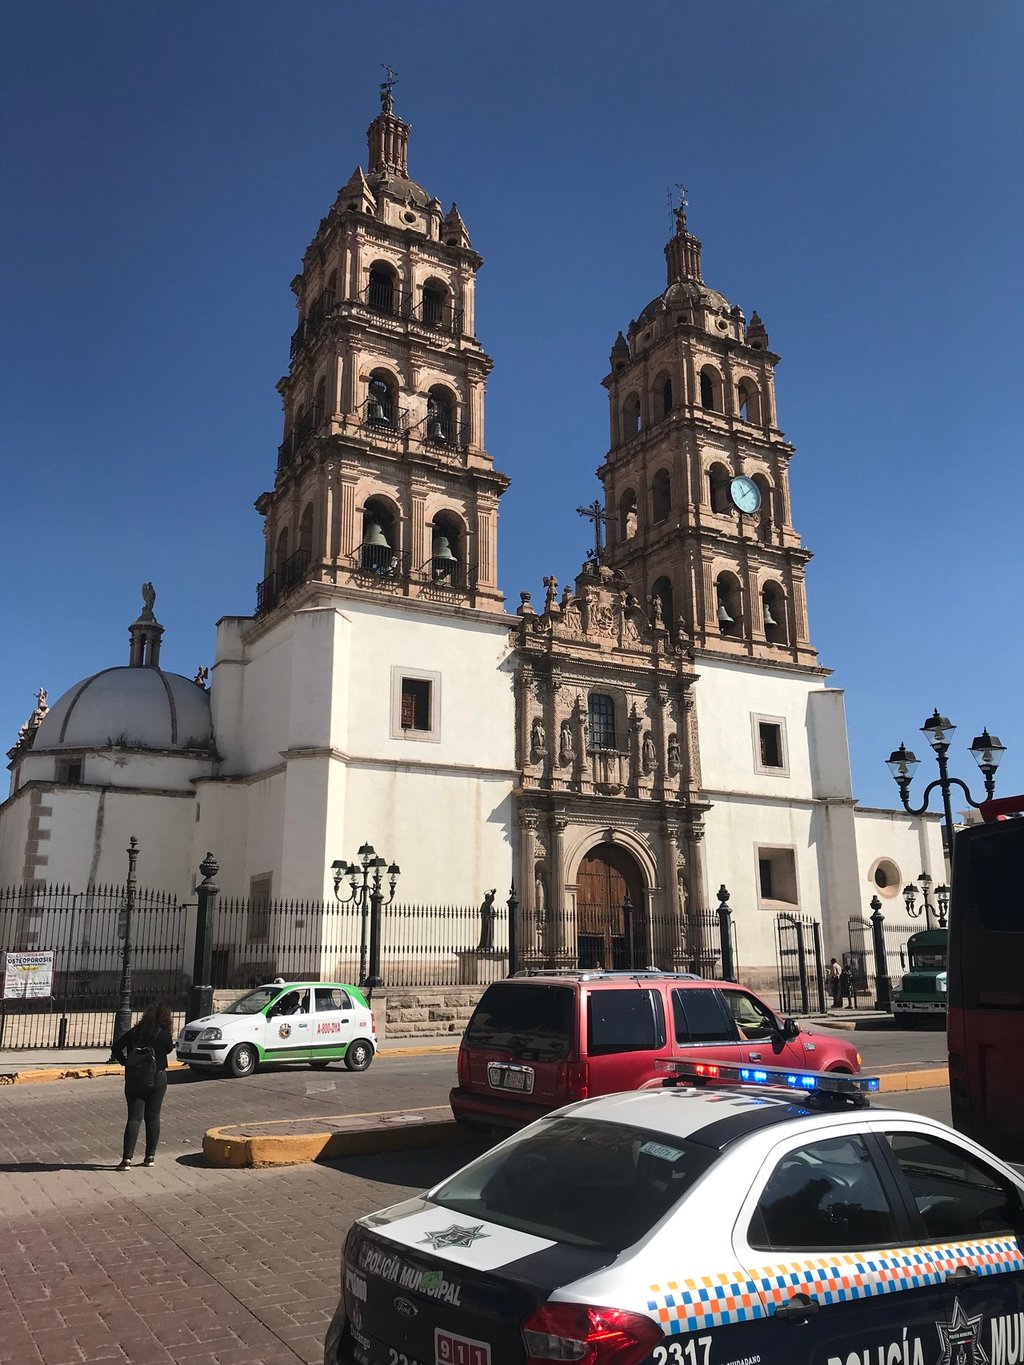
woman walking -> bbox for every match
[112,1001,175,1170]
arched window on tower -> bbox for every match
[366,371,397,428]
[368,262,397,315]
[737,378,761,424]
[359,498,399,576]
[708,463,731,514]
[430,512,464,588]
[651,468,671,523]
[587,693,617,752]
[298,503,314,559]
[622,393,641,442]
[700,366,722,412]
[425,385,455,446]
[619,490,638,541]
[653,373,673,423]
[762,581,788,645]
[716,572,742,637]
[651,575,675,641]
[421,278,448,330]
[274,527,289,576]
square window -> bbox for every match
[751,714,789,777]
[391,667,441,742]
[56,760,83,786]
[756,847,798,907]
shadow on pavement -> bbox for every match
[325,1142,491,1189]
[0,1161,126,1172]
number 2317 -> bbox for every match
[653,1339,711,1365]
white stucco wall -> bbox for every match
[852,806,946,911]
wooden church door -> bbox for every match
[575,846,644,970]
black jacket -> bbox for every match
[112,1024,174,1071]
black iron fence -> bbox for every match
[774,912,826,1015]
[0,883,188,1049]
[847,913,922,1002]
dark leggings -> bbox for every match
[122,1071,168,1160]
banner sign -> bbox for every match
[2,950,55,1000]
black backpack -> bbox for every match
[124,1038,158,1089]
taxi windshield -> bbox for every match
[430,1116,715,1251]
[223,987,280,1015]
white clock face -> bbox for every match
[730,476,762,514]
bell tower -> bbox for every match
[598,199,817,668]
[254,76,508,616]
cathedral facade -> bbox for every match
[1,86,941,983]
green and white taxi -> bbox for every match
[176,980,377,1078]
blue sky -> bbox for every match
[2,1,1021,812]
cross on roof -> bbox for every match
[576,499,613,565]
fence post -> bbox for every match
[507,882,519,977]
[810,918,827,1013]
[366,879,384,989]
[109,837,139,1056]
[188,853,220,1024]
[715,885,736,981]
[869,895,892,1013]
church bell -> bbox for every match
[762,599,778,628]
[428,416,448,443]
[432,531,457,580]
[362,518,390,549]
[367,396,387,425]
[717,598,733,626]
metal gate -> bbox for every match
[774,912,826,1015]
[0,884,188,1048]
[848,913,921,1001]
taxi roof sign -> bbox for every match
[656,1059,880,1107]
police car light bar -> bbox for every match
[655,1059,880,1098]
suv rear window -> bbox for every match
[465,983,574,1061]
[431,1115,716,1251]
[587,988,664,1054]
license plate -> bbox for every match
[435,1328,490,1365]
[487,1062,534,1094]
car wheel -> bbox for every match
[344,1039,373,1072]
[228,1043,258,1078]
[309,1059,331,1070]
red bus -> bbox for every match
[947,797,1024,1160]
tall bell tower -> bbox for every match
[598,200,817,668]
[254,76,508,617]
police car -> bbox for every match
[325,1061,1024,1365]
[177,980,376,1077]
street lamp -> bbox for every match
[886,709,1006,866]
[901,871,951,929]
[109,836,139,1056]
[330,843,400,989]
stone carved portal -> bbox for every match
[575,845,645,970]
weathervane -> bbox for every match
[380,63,398,111]
[673,183,688,231]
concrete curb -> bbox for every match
[203,1105,475,1168]
[0,1060,189,1085]
[877,1067,947,1093]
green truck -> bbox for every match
[891,927,948,1025]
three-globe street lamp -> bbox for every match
[331,843,400,989]
[886,710,1006,867]
[902,871,950,930]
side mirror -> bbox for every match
[782,1017,800,1040]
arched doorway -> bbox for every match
[575,844,645,970]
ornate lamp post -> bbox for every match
[331,843,400,989]
[109,836,139,1055]
[901,872,951,930]
[886,710,1006,867]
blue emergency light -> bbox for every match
[655,1058,880,1105]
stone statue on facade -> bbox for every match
[141,582,156,618]
[476,889,497,952]
[559,721,574,766]
[13,687,49,754]
[642,731,657,773]
[650,594,664,630]
[667,732,681,775]
[530,715,546,761]
[194,666,209,688]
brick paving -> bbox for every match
[0,1056,472,1364]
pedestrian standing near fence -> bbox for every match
[111,1001,174,1171]
[827,957,843,1009]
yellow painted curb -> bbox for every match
[0,1061,188,1086]
[203,1106,475,1169]
[877,1067,947,1093]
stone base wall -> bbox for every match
[377,986,486,1039]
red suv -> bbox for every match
[450,970,860,1133]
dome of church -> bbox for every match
[368,172,431,208]
[33,667,213,753]
[637,278,732,326]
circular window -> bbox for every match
[403,211,417,223]
[869,858,901,898]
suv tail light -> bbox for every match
[370,1011,376,1036]
[557,1060,589,1101]
[522,1302,662,1365]
[457,1044,471,1087]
